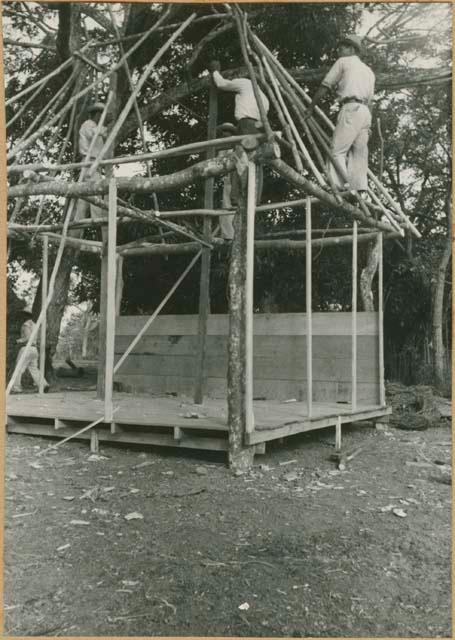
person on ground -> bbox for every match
[11,308,49,394]
[75,102,108,224]
[208,60,270,203]
[305,35,375,194]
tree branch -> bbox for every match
[80,5,117,34]
[3,37,56,52]
[7,152,239,200]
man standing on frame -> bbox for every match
[306,35,375,194]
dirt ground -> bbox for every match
[4,401,452,637]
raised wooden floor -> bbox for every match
[6,391,391,454]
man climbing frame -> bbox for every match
[208,59,270,204]
[306,34,375,194]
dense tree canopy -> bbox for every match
[3,2,452,388]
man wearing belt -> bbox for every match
[208,60,270,203]
[11,308,49,393]
[306,35,375,193]
[75,102,107,223]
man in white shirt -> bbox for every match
[306,35,375,192]
[208,61,270,203]
[75,102,107,224]
[11,308,49,393]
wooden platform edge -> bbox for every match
[6,419,230,452]
[245,406,392,445]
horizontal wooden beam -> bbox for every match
[257,227,375,240]
[120,239,224,257]
[40,232,102,254]
[7,153,240,200]
[119,230,400,257]
[7,133,266,175]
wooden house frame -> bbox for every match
[5,8,420,469]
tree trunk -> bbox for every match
[227,161,256,473]
[31,4,85,375]
[432,194,452,391]
[360,236,380,311]
[81,302,97,358]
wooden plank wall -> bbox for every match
[115,313,379,404]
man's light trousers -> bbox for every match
[12,346,47,391]
[328,103,371,191]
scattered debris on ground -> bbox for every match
[386,382,450,430]
[4,406,451,637]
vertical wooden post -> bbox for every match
[104,179,117,421]
[227,155,256,473]
[351,220,358,410]
[97,247,108,398]
[335,415,342,451]
[305,196,313,417]
[115,254,124,316]
[90,429,99,454]
[378,232,385,405]
[194,83,217,404]
[39,235,48,393]
[245,161,256,433]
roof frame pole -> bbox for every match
[106,3,161,217]
[7,13,173,161]
[261,56,325,186]
[38,235,48,394]
[104,179,117,422]
[251,51,303,172]
[90,12,197,176]
[245,161,257,434]
[194,82,217,405]
[378,232,386,405]
[232,7,274,142]
[351,220,358,411]
[306,196,313,418]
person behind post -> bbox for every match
[216,122,238,240]
[76,101,108,223]
[208,60,270,203]
[305,35,375,195]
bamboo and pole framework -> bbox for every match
[5,5,415,449]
